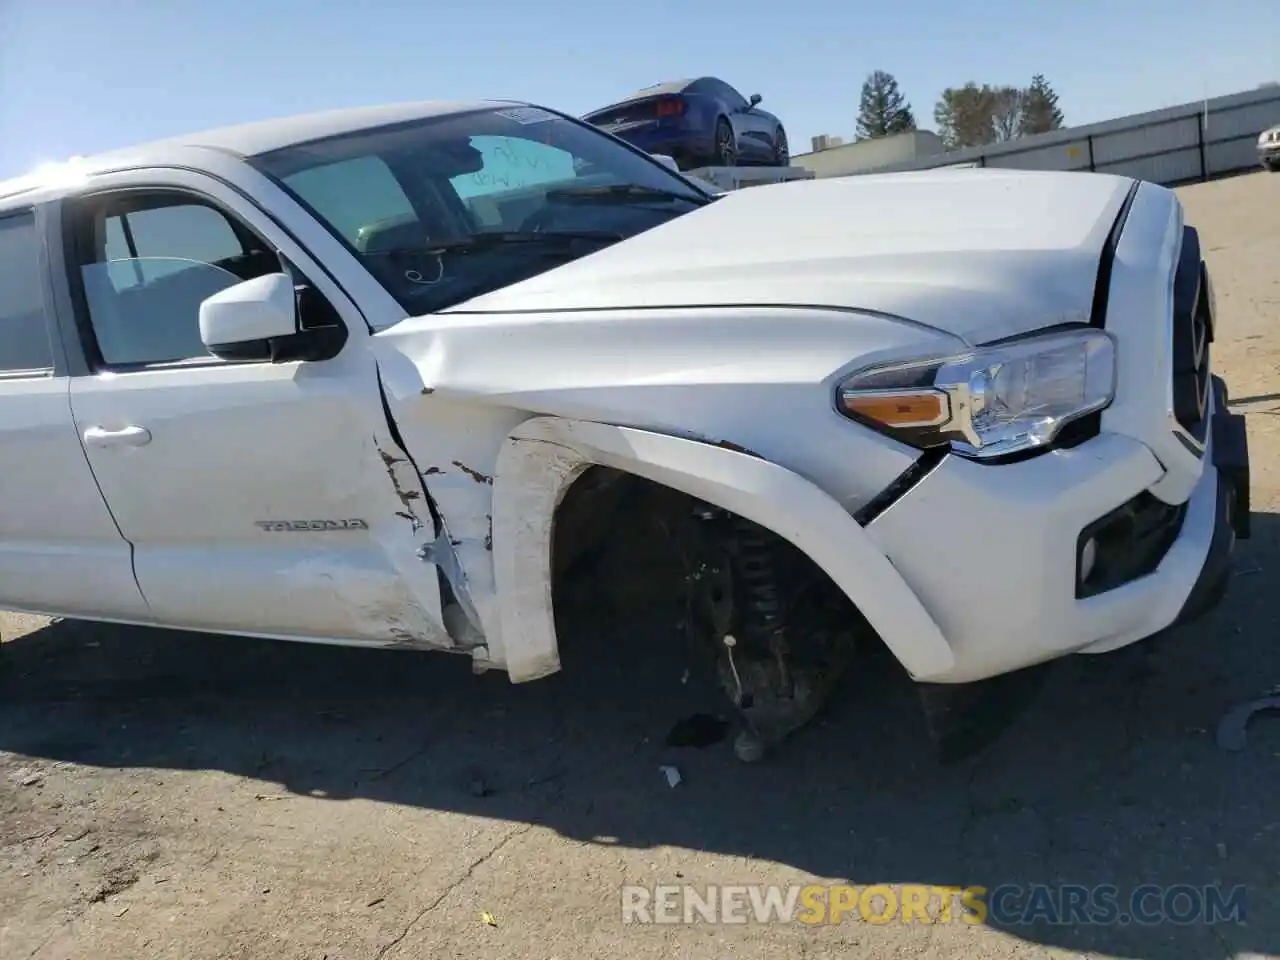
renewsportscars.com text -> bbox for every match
[620,883,1247,926]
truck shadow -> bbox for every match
[1,511,1278,958]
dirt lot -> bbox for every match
[3,172,1280,960]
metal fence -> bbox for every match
[866,85,1280,186]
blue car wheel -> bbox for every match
[714,118,736,166]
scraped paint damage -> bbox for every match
[376,442,426,531]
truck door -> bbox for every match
[59,170,449,649]
[0,206,149,621]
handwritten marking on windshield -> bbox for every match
[454,137,575,194]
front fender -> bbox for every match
[490,415,955,683]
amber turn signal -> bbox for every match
[839,389,951,429]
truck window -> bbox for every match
[75,193,284,368]
[449,135,579,230]
[283,156,419,251]
[0,211,55,375]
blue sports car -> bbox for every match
[581,77,789,170]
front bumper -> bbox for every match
[861,184,1249,683]
[864,378,1248,683]
[1168,377,1250,627]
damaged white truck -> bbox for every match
[0,100,1251,761]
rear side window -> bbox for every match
[0,211,54,374]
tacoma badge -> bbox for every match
[255,519,370,532]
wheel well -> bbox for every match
[550,466,884,743]
[551,467,690,626]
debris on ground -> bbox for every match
[732,730,766,763]
[659,765,683,788]
[665,713,730,748]
[524,769,566,788]
[1216,687,1280,751]
[480,910,498,926]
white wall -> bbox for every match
[791,131,946,178]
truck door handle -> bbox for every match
[83,425,152,447]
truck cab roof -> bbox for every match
[0,98,523,210]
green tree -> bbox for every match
[1019,74,1065,135]
[933,83,995,149]
[856,70,917,139]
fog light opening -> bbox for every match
[1080,537,1099,582]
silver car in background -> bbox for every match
[1258,124,1280,170]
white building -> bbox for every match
[791,130,947,178]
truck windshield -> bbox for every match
[249,105,712,314]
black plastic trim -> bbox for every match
[1170,225,1211,443]
[1209,376,1250,540]
[41,199,94,378]
[1088,179,1142,330]
[853,447,948,526]
[1158,379,1249,631]
[1169,477,1234,629]
[26,204,72,379]
[1075,493,1187,599]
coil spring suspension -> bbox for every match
[728,516,793,697]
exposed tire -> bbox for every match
[713,118,736,167]
[774,128,789,166]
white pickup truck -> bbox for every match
[0,99,1250,760]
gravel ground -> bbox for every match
[3,171,1280,960]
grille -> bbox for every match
[1170,226,1212,444]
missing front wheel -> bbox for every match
[677,505,862,758]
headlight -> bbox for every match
[837,327,1116,460]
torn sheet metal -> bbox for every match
[417,528,485,644]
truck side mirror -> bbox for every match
[748,93,763,108]
[199,273,340,363]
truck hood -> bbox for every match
[444,168,1136,345]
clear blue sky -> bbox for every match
[1,0,1274,180]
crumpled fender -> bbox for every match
[489,415,955,683]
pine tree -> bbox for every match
[1020,74,1065,135]
[856,70,917,140]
